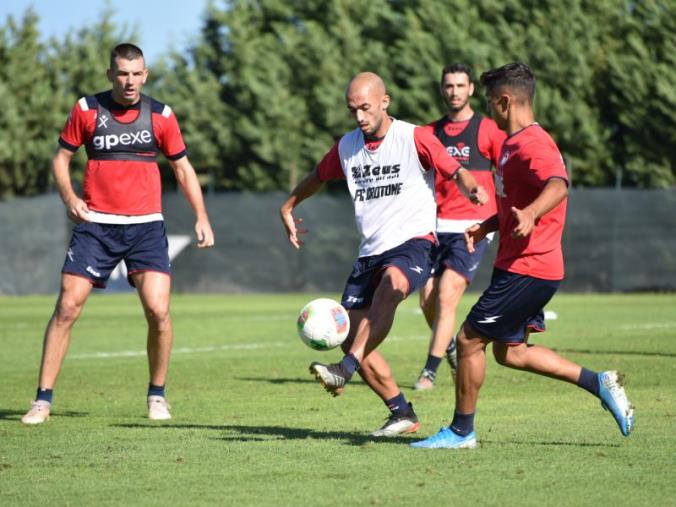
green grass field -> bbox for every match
[1,293,675,506]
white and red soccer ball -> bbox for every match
[297,298,350,350]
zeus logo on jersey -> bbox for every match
[351,164,400,180]
[92,129,153,151]
[353,183,403,202]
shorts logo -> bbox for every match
[409,265,424,274]
[345,295,364,304]
[477,315,501,324]
[67,248,74,262]
[86,265,101,277]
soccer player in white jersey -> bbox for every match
[280,72,488,436]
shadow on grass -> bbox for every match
[481,438,621,448]
[236,376,366,387]
[551,347,676,358]
[0,409,88,422]
[111,422,413,446]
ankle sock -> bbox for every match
[339,353,360,378]
[423,354,442,373]
[450,410,475,436]
[35,388,53,404]
[385,393,412,417]
[148,383,166,397]
[577,367,600,396]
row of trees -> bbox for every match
[1,0,674,199]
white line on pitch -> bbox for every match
[67,335,429,360]
[69,341,288,360]
[619,322,676,330]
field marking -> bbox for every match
[69,342,288,360]
[618,322,676,330]
[68,334,428,360]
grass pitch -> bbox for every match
[1,292,675,506]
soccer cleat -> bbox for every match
[446,337,458,383]
[371,408,421,437]
[309,362,349,397]
[148,395,172,421]
[21,400,51,425]
[410,427,477,449]
[414,368,436,391]
[598,371,634,436]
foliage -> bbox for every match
[1,1,674,197]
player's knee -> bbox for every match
[54,297,84,325]
[379,273,408,302]
[493,345,523,368]
[144,303,171,328]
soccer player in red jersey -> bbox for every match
[414,63,506,391]
[21,44,215,425]
[281,72,488,436]
[412,62,634,448]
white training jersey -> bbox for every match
[337,119,436,257]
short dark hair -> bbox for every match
[110,43,144,69]
[480,62,535,103]
[440,62,473,85]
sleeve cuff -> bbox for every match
[166,149,187,161]
[58,138,79,152]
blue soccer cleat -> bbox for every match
[598,371,635,436]
[410,427,477,449]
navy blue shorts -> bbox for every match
[430,232,490,283]
[341,238,433,310]
[465,268,560,344]
[62,221,170,288]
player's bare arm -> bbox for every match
[465,214,499,253]
[454,167,489,205]
[169,156,215,248]
[511,177,568,239]
[280,168,324,249]
[53,147,91,223]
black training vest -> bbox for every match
[433,113,491,171]
[86,93,159,162]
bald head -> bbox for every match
[346,72,387,98]
[345,72,391,138]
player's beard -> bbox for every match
[447,97,469,113]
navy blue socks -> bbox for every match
[35,388,53,404]
[338,353,360,378]
[385,392,412,417]
[577,367,600,396]
[423,354,442,373]
[147,383,166,397]
[450,410,475,436]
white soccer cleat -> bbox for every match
[147,395,172,420]
[21,400,51,425]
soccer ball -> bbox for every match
[297,298,350,351]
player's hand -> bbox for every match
[195,219,215,248]
[464,223,485,253]
[511,206,536,238]
[281,211,308,249]
[65,197,91,223]
[469,185,489,206]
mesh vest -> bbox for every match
[338,119,436,257]
[86,93,159,162]
[434,113,491,171]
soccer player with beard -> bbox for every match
[280,72,488,436]
[414,63,506,391]
[411,62,634,449]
